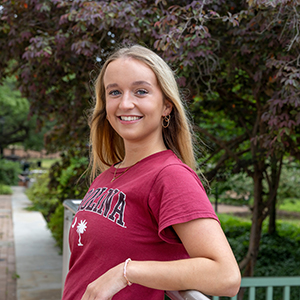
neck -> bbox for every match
[121,139,167,168]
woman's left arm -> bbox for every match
[126,218,241,296]
[81,218,241,300]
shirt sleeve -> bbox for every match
[148,164,219,244]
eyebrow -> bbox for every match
[132,81,152,87]
[106,81,152,90]
[106,83,118,90]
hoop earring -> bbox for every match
[162,115,171,128]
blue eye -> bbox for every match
[136,89,148,95]
[109,90,120,96]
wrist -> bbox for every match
[123,258,133,286]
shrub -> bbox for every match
[47,153,89,202]
[0,184,12,195]
[48,204,64,251]
[0,159,22,185]
[253,225,300,300]
[221,216,300,278]
[209,172,253,206]
[217,215,300,300]
[256,233,300,277]
[26,151,89,250]
[218,214,251,263]
[25,172,59,222]
[277,161,300,200]
[279,198,300,213]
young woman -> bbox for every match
[62,45,241,300]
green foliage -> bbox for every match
[0,77,29,117]
[256,233,300,277]
[0,76,50,152]
[0,76,30,149]
[279,198,300,213]
[219,215,300,300]
[219,214,300,277]
[0,184,12,195]
[219,214,252,235]
[27,158,61,170]
[25,172,60,221]
[275,220,300,242]
[0,159,22,185]
[48,152,89,202]
[218,215,251,263]
[277,162,300,200]
[253,222,300,300]
[48,203,64,251]
[11,272,20,280]
[26,151,89,249]
[210,172,253,206]
[209,160,300,208]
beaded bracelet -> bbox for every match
[124,258,132,286]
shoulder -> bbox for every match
[146,150,198,175]
[146,152,207,200]
[152,152,205,191]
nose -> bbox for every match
[118,91,135,110]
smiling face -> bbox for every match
[104,57,172,148]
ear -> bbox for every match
[163,99,173,116]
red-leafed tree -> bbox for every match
[153,0,300,276]
[1,0,299,278]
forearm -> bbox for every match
[81,218,241,300]
[126,258,240,297]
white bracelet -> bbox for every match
[123,258,132,286]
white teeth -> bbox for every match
[120,116,141,121]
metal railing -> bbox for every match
[212,277,300,300]
[62,200,300,300]
[62,199,82,288]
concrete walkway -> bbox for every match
[0,193,16,300]
[11,186,62,300]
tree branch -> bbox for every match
[194,125,242,165]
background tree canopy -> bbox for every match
[0,76,48,156]
[1,0,300,276]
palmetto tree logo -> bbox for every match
[76,220,87,246]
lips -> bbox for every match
[119,116,142,121]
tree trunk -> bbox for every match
[238,169,264,300]
[239,168,264,277]
[268,154,283,235]
[268,193,277,235]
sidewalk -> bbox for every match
[0,194,16,300]
[0,186,62,300]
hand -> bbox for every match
[81,263,128,300]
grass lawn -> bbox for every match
[27,158,61,169]
[216,196,300,228]
[279,198,300,213]
[278,219,300,227]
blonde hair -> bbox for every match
[89,45,197,180]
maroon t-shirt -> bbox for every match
[62,150,218,300]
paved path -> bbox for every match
[214,203,249,215]
[0,187,62,300]
[0,194,17,300]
